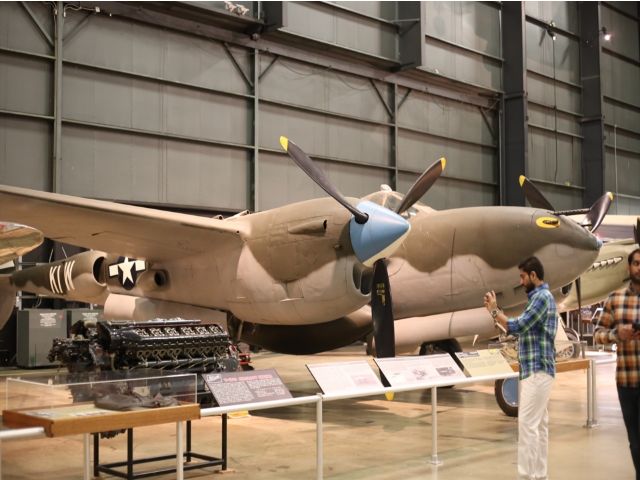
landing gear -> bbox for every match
[495,377,519,417]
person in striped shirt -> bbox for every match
[484,256,557,480]
[595,248,640,480]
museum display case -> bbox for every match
[3,369,199,436]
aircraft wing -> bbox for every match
[0,185,247,261]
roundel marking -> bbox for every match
[535,217,560,229]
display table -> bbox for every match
[3,370,200,480]
[2,402,200,480]
[3,402,200,437]
[509,358,590,373]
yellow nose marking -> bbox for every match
[536,217,559,229]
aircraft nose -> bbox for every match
[349,201,411,267]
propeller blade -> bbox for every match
[519,175,555,211]
[371,259,395,359]
[280,137,369,224]
[635,218,640,245]
[396,158,446,215]
[575,276,582,313]
[583,192,614,233]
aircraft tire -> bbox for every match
[495,377,519,417]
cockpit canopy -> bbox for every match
[363,185,435,218]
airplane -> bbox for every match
[0,140,608,361]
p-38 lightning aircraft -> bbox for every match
[0,139,608,359]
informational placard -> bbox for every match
[306,360,383,395]
[202,369,292,407]
[374,354,466,387]
[455,349,513,377]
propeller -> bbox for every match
[519,175,613,233]
[280,137,369,224]
[371,259,394,358]
[581,192,614,233]
[370,159,447,362]
[635,218,640,245]
[520,176,612,319]
[280,136,410,268]
[519,176,554,211]
[280,136,445,361]
[396,158,446,215]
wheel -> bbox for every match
[495,377,519,417]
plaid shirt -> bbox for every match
[594,284,640,387]
[507,283,557,380]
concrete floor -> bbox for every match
[0,345,633,479]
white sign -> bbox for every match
[455,349,514,377]
[307,361,383,395]
[374,354,466,387]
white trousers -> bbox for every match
[518,371,554,480]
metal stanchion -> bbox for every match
[585,359,598,428]
[316,394,323,480]
[83,433,90,480]
[176,421,184,480]
[430,386,442,465]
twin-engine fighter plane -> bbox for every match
[0,140,607,360]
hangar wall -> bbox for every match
[0,1,638,217]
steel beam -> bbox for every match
[396,2,423,71]
[579,2,605,206]
[501,2,527,206]
[53,1,63,193]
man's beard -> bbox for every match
[525,282,535,293]
[630,271,640,286]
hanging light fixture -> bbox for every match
[546,21,557,41]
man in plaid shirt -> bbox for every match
[484,256,557,480]
[595,248,640,480]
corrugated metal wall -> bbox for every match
[0,1,638,216]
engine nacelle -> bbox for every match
[228,307,372,354]
[9,251,108,304]
[224,245,370,326]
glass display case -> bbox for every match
[3,369,199,437]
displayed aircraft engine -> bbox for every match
[49,318,239,408]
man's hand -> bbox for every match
[484,290,498,312]
[617,324,640,341]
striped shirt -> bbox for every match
[507,283,557,380]
[595,284,640,387]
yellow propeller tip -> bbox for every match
[519,175,526,187]
[279,136,289,151]
[384,392,395,401]
[608,192,614,200]
[440,157,446,170]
